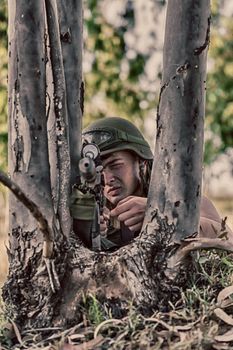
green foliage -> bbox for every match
[183,250,233,310]
[0,0,232,169]
[83,0,155,132]
[82,293,105,325]
[84,0,233,162]
[205,4,233,163]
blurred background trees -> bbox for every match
[83,0,165,136]
[0,0,232,171]
[83,0,233,163]
[205,2,233,163]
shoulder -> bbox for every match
[200,195,233,240]
[200,196,221,222]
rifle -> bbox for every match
[77,141,104,251]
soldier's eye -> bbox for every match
[111,163,122,169]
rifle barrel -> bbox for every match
[79,157,96,183]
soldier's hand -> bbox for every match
[110,196,147,233]
[100,207,110,237]
[100,215,107,236]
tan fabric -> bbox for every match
[199,196,233,240]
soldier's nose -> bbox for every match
[104,171,116,186]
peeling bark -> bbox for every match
[0,171,53,244]
[7,1,55,266]
[45,0,71,237]
[144,0,210,247]
[4,0,68,328]
[4,0,213,331]
[57,0,83,187]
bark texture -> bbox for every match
[3,0,78,327]
[45,0,71,237]
[57,0,83,187]
[144,0,210,245]
[8,1,54,242]
[3,0,212,330]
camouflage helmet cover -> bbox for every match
[82,117,153,160]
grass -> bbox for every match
[0,196,233,349]
[2,268,233,350]
[1,251,233,349]
[82,293,106,326]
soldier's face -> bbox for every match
[102,150,142,206]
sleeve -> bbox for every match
[70,188,95,220]
[70,188,95,248]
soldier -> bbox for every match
[70,117,233,251]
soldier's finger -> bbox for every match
[128,222,142,233]
[111,201,134,216]
[124,214,144,227]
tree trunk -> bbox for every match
[143,0,210,278]
[7,1,54,244]
[144,0,210,241]
[3,0,77,327]
[57,0,83,187]
[5,2,58,325]
[3,0,212,330]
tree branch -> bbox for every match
[57,0,83,187]
[45,0,71,237]
[165,236,233,279]
[0,170,54,247]
[144,0,210,243]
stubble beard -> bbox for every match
[107,178,143,207]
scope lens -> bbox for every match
[82,143,99,159]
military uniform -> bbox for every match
[70,117,153,251]
[70,186,139,250]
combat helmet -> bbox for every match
[82,117,153,160]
